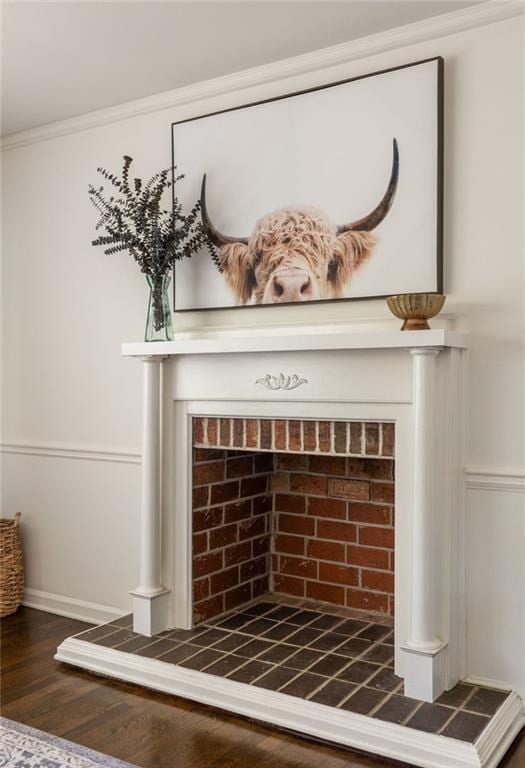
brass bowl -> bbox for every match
[386,293,446,331]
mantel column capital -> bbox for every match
[408,346,443,357]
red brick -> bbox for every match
[347,545,390,569]
[252,575,269,598]
[193,550,223,578]
[260,420,272,450]
[210,480,239,505]
[277,453,307,471]
[347,458,393,481]
[306,580,345,605]
[359,526,394,549]
[272,473,289,493]
[207,418,218,446]
[346,589,389,613]
[318,421,331,452]
[361,569,395,593]
[252,534,270,557]
[303,421,316,452]
[334,422,347,454]
[273,573,305,597]
[288,421,302,451]
[209,523,238,550]
[274,420,287,451]
[194,447,223,463]
[238,516,266,540]
[193,460,225,487]
[193,507,223,533]
[241,475,268,497]
[223,498,252,523]
[252,494,272,515]
[280,556,317,579]
[274,533,305,556]
[317,519,357,543]
[290,473,327,496]
[224,583,251,611]
[381,423,395,457]
[240,555,268,581]
[328,478,369,501]
[194,595,224,623]
[193,532,208,555]
[218,418,230,447]
[193,577,209,602]
[308,455,346,476]
[192,485,209,509]
[370,482,395,504]
[226,455,253,479]
[307,539,346,563]
[307,496,346,520]
[193,418,205,444]
[319,562,359,587]
[232,419,244,448]
[210,565,239,594]
[365,423,380,455]
[349,422,362,454]
[224,541,252,565]
[348,503,391,526]
[254,453,273,473]
[274,493,306,515]
[278,513,315,536]
[245,419,258,448]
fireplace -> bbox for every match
[56,327,525,768]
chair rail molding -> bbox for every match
[0,440,141,465]
[1,0,522,151]
[464,468,525,493]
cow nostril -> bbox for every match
[300,277,311,295]
[273,277,284,297]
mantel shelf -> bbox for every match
[122,328,468,358]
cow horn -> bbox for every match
[200,174,249,246]
[337,138,399,234]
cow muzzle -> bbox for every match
[263,267,320,303]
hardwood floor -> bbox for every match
[1,608,524,768]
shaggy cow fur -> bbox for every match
[217,206,376,304]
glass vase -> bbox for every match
[145,273,174,342]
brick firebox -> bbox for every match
[192,418,395,625]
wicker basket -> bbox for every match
[0,512,24,617]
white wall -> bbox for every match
[2,12,524,692]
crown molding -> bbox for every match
[2,0,523,152]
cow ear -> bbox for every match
[331,231,376,289]
[217,243,255,305]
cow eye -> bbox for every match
[253,251,263,265]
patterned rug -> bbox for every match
[0,718,137,768]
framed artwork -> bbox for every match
[171,56,443,311]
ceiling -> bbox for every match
[1,1,481,136]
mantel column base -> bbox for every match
[401,642,449,702]
[131,589,170,636]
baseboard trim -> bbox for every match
[55,638,525,768]
[463,676,513,692]
[1,441,141,465]
[23,588,126,625]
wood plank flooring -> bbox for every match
[1,607,524,768]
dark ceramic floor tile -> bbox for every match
[436,682,474,708]
[77,625,120,642]
[406,703,453,734]
[243,602,278,617]
[465,688,509,716]
[217,612,255,630]
[285,627,324,647]
[252,666,299,691]
[262,622,298,642]
[373,695,420,724]
[96,628,138,648]
[191,628,231,647]
[308,632,347,653]
[241,618,278,636]
[168,626,210,642]
[134,639,179,658]
[308,614,345,632]
[337,661,381,685]
[259,643,296,665]
[158,644,201,663]
[441,711,490,742]
[204,654,247,677]
[227,660,273,683]
[236,639,275,658]
[341,687,387,715]
[180,648,225,671]
[280,672,326,699]
[212,633,252,653]
[265,606,301,622]
[382,631,395,646]
[310,679,357,707]
[361,643,395,665]
[308,654,351,677]
[336,619,368,636]
[116,635,160,654]
[109,614,133,629]
[287,610,320,626]
[332,637,370,657]
[357,624,391,642]
[283,648,325,671]
[366,667,403,693]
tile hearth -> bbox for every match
[72,597,509,744]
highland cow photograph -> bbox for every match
[172,57,442,311]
